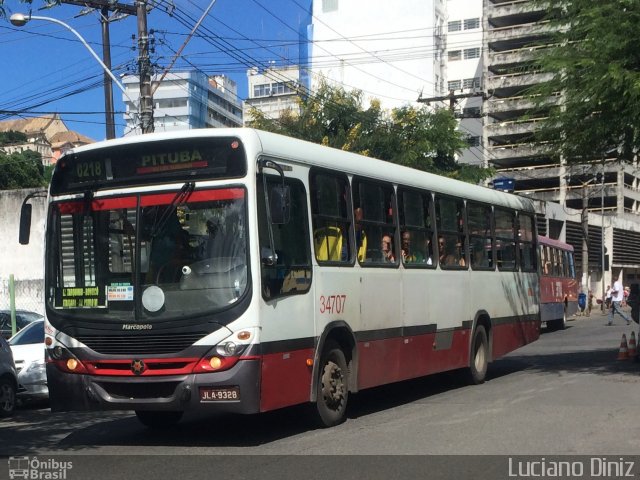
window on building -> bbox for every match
[464,48,481,60]
[462,106,481,117]
[448,20,461,32]
[448,80,462,91]
[322,0,338,12]
[466,136,481,147]
[253,84,269,97]
[448,50,462,61]
[463,77,481,89]
[464,18,480,30]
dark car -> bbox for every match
[0,335,17,416]
[0,310,43,339]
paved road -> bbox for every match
[1,313,639,478]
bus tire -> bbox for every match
[549,311,566,331]
[0,377,16,417]
[135,410,183,429]
[312,341,349,428]
[467,325,488,385]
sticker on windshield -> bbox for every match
[107,285,134,302]
[59,287,105,308]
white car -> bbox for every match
[9,320,47,403]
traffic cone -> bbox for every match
[618,334,629,360]
[629,331,638,359]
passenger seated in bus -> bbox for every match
[381,234,395,262]
[401,230,423,263]
[354,207,367,262]
[471,241,490,268]
[438,236,464,267]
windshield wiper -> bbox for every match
[150,182,195,238]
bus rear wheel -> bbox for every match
[467,325,488,385]
[135,410,183,429]
[312,341,349,428]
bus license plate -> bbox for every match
[199,386,240,402]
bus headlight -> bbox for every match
[217,341,238,356]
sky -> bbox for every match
[0,0,312,141]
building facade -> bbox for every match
[0,115,93,165]
[243,66,302,123]
[310,0,446,108]
[122,71,243,136]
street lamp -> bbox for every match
[9,13,136,135]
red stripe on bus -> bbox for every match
[356,330,471,390]
[55,188,245,213]
[140,189,245,206]
[490,319,540,359]
[259,348,314,412]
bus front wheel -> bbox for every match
[467,325,488,385]
[135,410,183,429]
[312,341,349,428]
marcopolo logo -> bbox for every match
[8,456,73,479]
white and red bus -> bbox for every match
[538,235,578,330]
[20,129,540,428]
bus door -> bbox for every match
[257,171,315,411]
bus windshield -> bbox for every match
[45,187,249,322]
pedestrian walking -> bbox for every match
[605,285,612,310]
[607,279,631,326]
[587,290,594,317]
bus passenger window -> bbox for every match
[467,202,493,270]
[398,189,435,267]
[495,208,516,271]
[353,180,396,266]
[310,171,352,263]
[435,196,467,269]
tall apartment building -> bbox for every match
[310,0,446,109]
[445,0,484,165]
[483,0,640,219]
[483,0,640,284]
[122,71,242,136]
[243,66,302,123]
[309,0,491,162]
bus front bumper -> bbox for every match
[46,358,261,414]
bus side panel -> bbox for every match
[260,347,315,412]
[490,317,540,359]
[356,329,471,390]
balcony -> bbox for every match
[486,0,547,28]
[486,71,553,97]
[485,118,545,137]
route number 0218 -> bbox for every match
[319,295,346,314]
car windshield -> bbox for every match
[10,321,44,346]
[45,187,249,322]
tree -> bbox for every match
[247,81,493,183]
[0,132,48,189]
[532,0,640,163]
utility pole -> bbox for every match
[61,1,136,139]
[417,89,484,114]
[137,0,154,133]
[581,183,589,294]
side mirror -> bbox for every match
[19,203,33,245]
[270,185,290,225]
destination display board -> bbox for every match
[50,137,247,194]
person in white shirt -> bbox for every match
[607,279,631,326]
